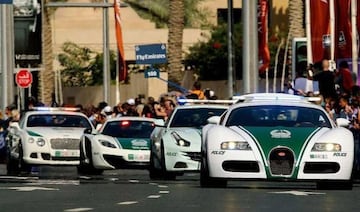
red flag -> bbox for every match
[334,0,352,59]
[114,0,127,81]
[258,0,270,74]
[310,0,330,63]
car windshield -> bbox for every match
[169,107,226,128]
[102,120,155,138]
[226,105,331,128]
[27,114,92,128]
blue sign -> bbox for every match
[144,68,160,78]
[0,0,12,3]
[135,43,167,64]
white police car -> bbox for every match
[6,107,94,175]
[201,93,354,189]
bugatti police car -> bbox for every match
[201,93,354,189]
[6,107,94,175]
[149,103,229,180]
[78,117,161,175]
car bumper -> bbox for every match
[207,150,353,180]
[165,151,201,172]
[92,149,150,169]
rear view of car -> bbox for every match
[78,117,158,174]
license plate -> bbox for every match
[128,154,149,161]
[55,150,79,157]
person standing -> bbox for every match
[336,61,354,95]
[313,59,337,99]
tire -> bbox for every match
[18,144,31,175]
[77,140,103,175]
[160,141,176,180]
[149,150,162,180]
[316,180,353,190]
[6,151,19,176]
[200,150,227,188]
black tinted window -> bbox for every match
[27,114,92,128]
[102,120,155,138]
[226,105,331,128]
[170,108,226,128]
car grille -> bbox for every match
[50,138,80,150]
[222,161,260,172]
[303,162,340,174]
[269,147,295,175]
[184,152,201,162]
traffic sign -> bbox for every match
[144,68,160,78]
[135,43,167,64]
[15,69,33,88]
[0,0,12,4]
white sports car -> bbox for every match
[201,93,354,189]
[149,104,228,180]
[78,117,161,175]
[6,108,94,175]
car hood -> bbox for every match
[235,126,324,157]
[26,127,86,138]
[167,127,202,146]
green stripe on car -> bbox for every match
[116,138,150,150]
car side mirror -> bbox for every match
[84,128,93,134]
[207,116,221,125]
[336,118,350,127]
[154,119,165,127]
[9,122,20,129]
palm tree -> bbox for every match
[40,0,55,105]
[167,0,185,86]
[288,0,305,72]
[124,0,210,87]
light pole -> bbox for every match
[242,0,259,93]
[0,3,15,110]
[227,0,234,98]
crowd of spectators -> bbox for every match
[289,59,360,176]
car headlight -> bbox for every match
[171,132,190,147]
[36,138,46,147]
[99,139,117,148]
[221,141,252,150]
[28,137,35,143]
[312,143,341,152]
[29,137,46,146]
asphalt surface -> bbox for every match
[0,164,359,212]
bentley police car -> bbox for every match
[6,107,93,175]
[201,93,354,189]
[78,117,161,175]
[149,102,229,180]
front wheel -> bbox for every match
[149,150,162,180]
[77,141,103,175]
[160,142,176,180]
[200,152,227,188]
[316,180,353,190]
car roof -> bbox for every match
[175,104,229,110]
[105,116,158,122]
[230,93,323,110]
[24,110,87,116]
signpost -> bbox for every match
[135,43,167,64]
[15,69,33,88]
[0,0,12,4]
[135,43,188,93]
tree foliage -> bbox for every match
[184,24,243,80]
[123,0,211,28]
[184,24,287,80]
[57,42,117,86]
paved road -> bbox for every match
[0,164,359,212]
